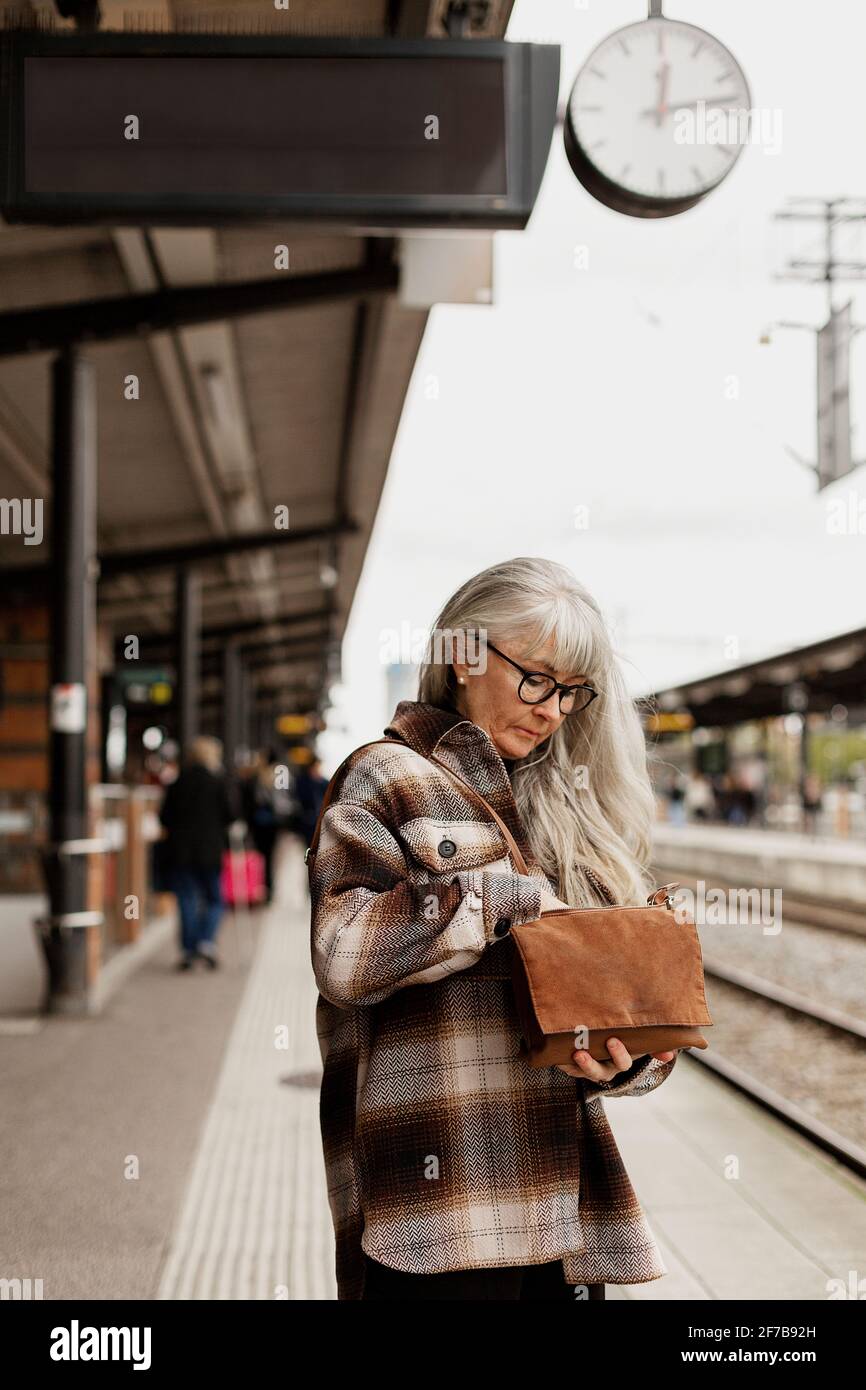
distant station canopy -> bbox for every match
[646,626,866,729]
[0,31,560,231]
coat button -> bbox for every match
[494,917,511,937]
[438,838,456,858]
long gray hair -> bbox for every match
[417,557,656,907]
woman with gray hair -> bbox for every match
[309,557,677,1301]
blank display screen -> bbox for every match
[23,55,508,198]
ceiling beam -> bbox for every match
[0,262,400,358]
[2,518,358,584]
[134,608,333,644]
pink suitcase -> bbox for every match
[221,848,266,906]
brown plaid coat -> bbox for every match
[309,698,677,1299]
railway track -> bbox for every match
[648,869,866,1174]
[653,867,866,939]
[682,964,866,1179]
[701,956,866,1041]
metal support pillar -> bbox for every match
[175,567,201,753]
[257,698,276,754]
[222,641,241,774]
[40,346,99,1013]
[238,667,254,761]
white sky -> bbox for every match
[321,0,866,770]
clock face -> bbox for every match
[566,17,751,212]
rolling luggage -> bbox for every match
[221,846,266,906]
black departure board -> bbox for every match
[0,33,559,230]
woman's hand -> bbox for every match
[555,1037,676,1080]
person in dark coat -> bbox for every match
[159,735,235,970]
[293,756,328,848]
[241,750,284,904]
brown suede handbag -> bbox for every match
[423,752,713,1068]
[306,739,712,1069]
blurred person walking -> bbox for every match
[242,749,285,904]
[293,755,328,849]
[714,772,734,824]
[684,770,714,823]
[666,769,687,827]
[159,735,234,970]
[802,773,824,835]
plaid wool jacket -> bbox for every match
[309,698,677,1299]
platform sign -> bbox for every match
[696,741,727,776]
[646,711,695,734]
[0,33,560,231]
[115,667,174,707]
[50,682,86,733]
[276,714,312,735]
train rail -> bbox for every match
[653,867,866,939]
[682,965,866,1179]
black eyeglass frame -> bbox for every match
[483,640,600,713]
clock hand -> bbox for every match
[654,61,670,128]
[639,95,744,119]
[668,95,743,109]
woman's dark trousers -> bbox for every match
[361,1254,605,1301]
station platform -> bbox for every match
[1,837,863,1301]
[653,822,866,908]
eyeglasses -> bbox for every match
[483,640,600,714]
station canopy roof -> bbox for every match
[0,0,516,722]
[646,625,866,730]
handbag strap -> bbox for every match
[426,752,531,876]
[426,753,618,905]
[303,735,617,906]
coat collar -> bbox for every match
[383,699,537,870]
